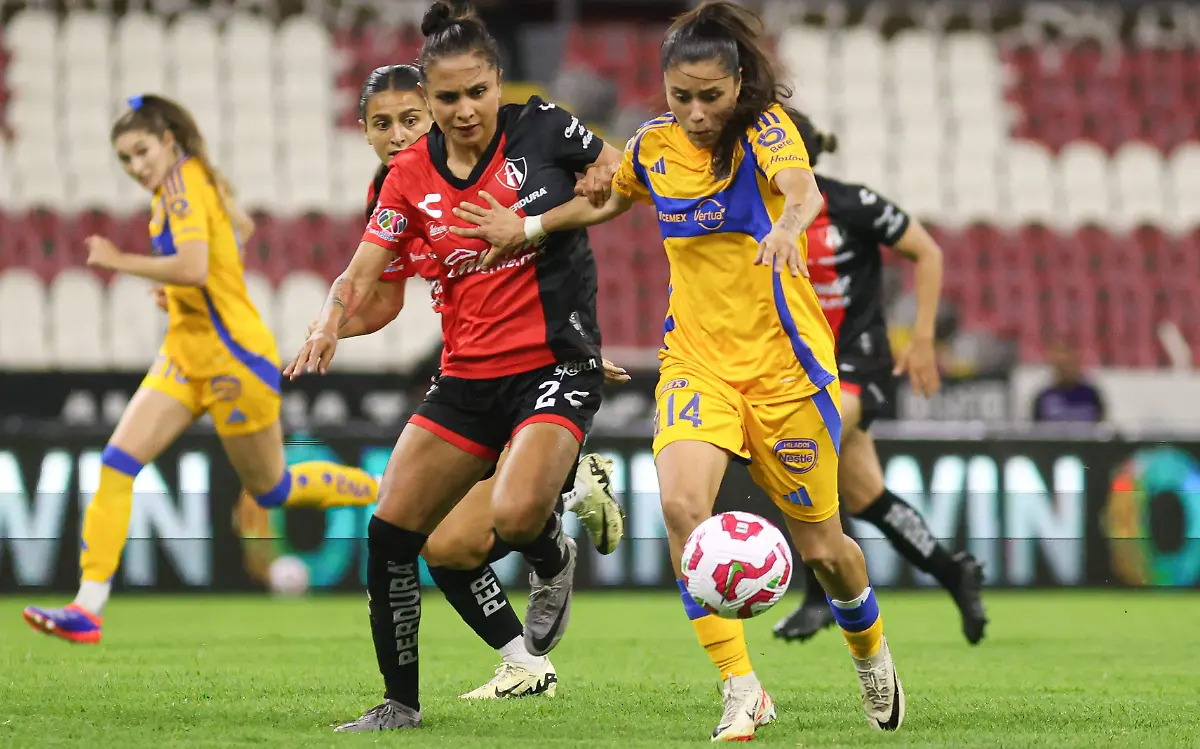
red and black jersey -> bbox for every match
[805,174,911,356]
[362,95,604,379]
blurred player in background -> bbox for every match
[22,95,382,644]
[296,62,626,701]
[453,1,906,738]
[771,109,989,646]
[288,1,626,731]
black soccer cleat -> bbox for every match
[951,552,989,645]
[772,600,836,642]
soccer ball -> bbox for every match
[267,555,311,597]
[681,511,794,619]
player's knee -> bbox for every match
[491,490,548,542]
[798,532,854,578]
[422,533,488,570]
[660,490,711,545]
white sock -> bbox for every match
[73,580,111,616]
[561,487,583,513]
[725,670,760,688]
[498,635,546,669]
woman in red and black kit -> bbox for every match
[289,1,624,731]
[770,107,989,646]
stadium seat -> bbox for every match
[1111,142,1167,231]
[106,273,162,369]
[276,271,330,361]
[1166,142,1200,231]
[242,270,279,346]
[0,267,50,368]
[1057,142,1112,229]
[48,268,108,369]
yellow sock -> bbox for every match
[830,586,884,659]
[692,615,754,679]
[254,461,378,509]
[678,578,753,678]
[80,447,141,584]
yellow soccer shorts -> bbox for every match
[651,364,843,523]
[140,347,281,437]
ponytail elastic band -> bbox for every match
[127,95,144,111]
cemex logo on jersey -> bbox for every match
[497,158,527,190]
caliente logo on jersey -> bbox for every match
[497,158,527,190]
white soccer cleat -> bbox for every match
[571,453,624,555]
[711,674,775,742]
[458,659,558,700]
[852,636,905,731]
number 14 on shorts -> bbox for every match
[654,392,702,436]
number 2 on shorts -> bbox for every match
[664,392,702,428]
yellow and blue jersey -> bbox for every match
[613,103,837,405]
[148,157,279,385]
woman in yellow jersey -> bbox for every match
[22,95,380,644]
[451,1,904,739]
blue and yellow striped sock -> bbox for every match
[254,462,378,510]
[678,579,754,679]
[829,586,884,659]
[80,445,142,586]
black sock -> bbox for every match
[366,516,427,710]
[505,511,569,579]
[486,532,513,564]
[803,562,827,605]
[428,563,523,650]
[855,489,962,590]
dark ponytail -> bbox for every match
[360,64,424,220]
[780,106,838,168]
[418,0,501,77]
[661,1,791,180]
[112,94,232,201]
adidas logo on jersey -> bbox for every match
[226,408,247,425]
[649,157,667,174]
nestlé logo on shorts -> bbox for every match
[774,438,818,474]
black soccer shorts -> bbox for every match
[410,359,604,463]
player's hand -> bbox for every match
[84,235,123,270]
[575,162,618,207]
[754,225,807,278]
[603,358,630,385]
[450,190,529,268]
[151,285,168,311]
[894,335,941,398]
[284,330,339,379]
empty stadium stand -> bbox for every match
[0,5,1196,370]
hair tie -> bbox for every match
[127,95,144,111]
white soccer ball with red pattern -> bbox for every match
[681,511,794,619]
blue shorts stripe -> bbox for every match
[771,272,836,390]
[812,387,842,457]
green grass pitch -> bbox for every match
[2,591,1198,747]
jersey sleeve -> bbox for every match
[165,166,211,244]
[378,252,416,283]
[748,103,812,192]
[361,168,421,254]
[824,179,911,246]
[612,133,653,205]
[524,97,605,173]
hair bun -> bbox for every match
[820,132,839,154]
[421,0,477,37]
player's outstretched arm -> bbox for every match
[84,235,209,286]
[302,280,407,342]
[754,167,824,277]
[452,190,635,269]
[285,241,394,378]
[890,217,944,397]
